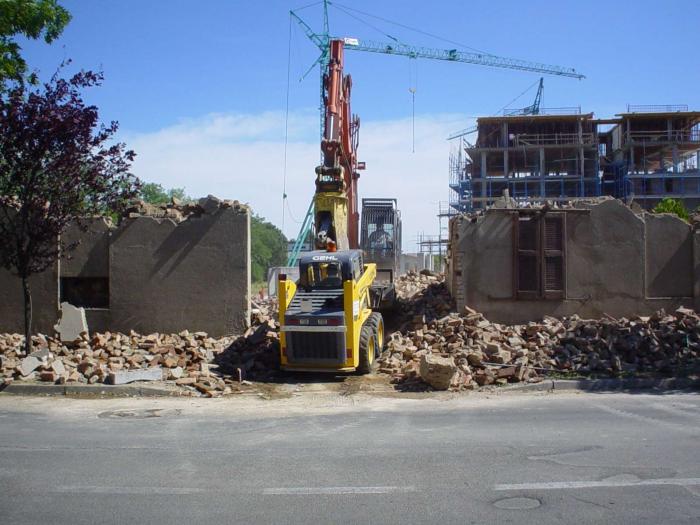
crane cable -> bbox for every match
[330,1,493,56]
[409,57,416,153]
[282,15,293,234]
[492,78,542,116]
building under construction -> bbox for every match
[450,105,700,212]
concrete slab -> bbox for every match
[108,368,163,385]
[54,302,88,342]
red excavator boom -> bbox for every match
[314,39,364,249]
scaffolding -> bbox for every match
[450,112,601,212]
[449,105,700,213]
[600,108,700,210]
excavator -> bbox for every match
[278,39,401,373]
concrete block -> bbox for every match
[54,302,88,342]
[50,360,66,376]
[107,367,163,385]
[19,356,41,376]
[29,348,50,360]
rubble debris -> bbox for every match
[380,271,700,391]
[124,196,247,223]
[54,302,89,342]
[0,295,282,396]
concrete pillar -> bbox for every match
[539,148,546,199]
[667,118,673,141]
[630,146,635,173]
[672,146,679,173]
[480,151,487,207]
[579,147,585,196]
[694,230,700,311]
[503,150,509,178]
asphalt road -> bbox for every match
[1,391,699,524]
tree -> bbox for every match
[139,182,190,205]
[0,69,140,354]
[251,215,287,283]
[0,0,71,87]
[652,198,689,222]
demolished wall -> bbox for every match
[447,198,700,324]
[0,198,251,337]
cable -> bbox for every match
[285,198,303,224]
[282,14,293,233]
[330,1,493,56]
[492,78,541,116]
[291,0,323,13]
[331,3,400,43]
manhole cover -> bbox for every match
[98,408,181,419]
[493,497,541,510]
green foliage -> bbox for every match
[251,214,287,283]
[652,198,689,221]
[139,182,190,204]
[0,0,71,87]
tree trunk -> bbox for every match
[22,276,32,356]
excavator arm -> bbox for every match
[313,39,364,250]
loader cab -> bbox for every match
[298,250,364,291]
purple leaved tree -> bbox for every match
[0,68,141,355]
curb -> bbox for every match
[0,382,182,398]
[506,377,700,393]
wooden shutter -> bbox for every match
[514,213,540,299]
[542,214,565,299]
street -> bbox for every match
[1,390,699,524]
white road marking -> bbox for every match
[51,486,207,495]
[495,478,700,491]
[263,486,416,495]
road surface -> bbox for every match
[0,390,699,524]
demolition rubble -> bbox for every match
[380,271,700,390]
[0,299,279,397]
[1,272,699,395]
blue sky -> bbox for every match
[20,0,700,246]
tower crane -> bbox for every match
[286,0,584,264]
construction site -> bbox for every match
[449,103,700,212]
[3,3,700,523]
[1,0,700,395]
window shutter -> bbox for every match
[542,214,565,298]
[514,213,540,299]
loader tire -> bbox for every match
[368,312,385,357]
[357,322,377,374]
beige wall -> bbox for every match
[448,199,699,324]
[0,207,251,337]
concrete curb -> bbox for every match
[506,377,700,393]
[0,382,182,398]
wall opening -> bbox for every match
[60,277,109,309]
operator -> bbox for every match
[368,219,392,250]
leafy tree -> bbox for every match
[0,0,71,87]
[0,69,140,354]
[139,182,190,204]
[652,198,689,222]
[251,214,287,283]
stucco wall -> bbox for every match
[0,268,58,334]
[0,206,250,337]
[110,208,250,336]
[449,199,698,324]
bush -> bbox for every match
[652,198,689,221]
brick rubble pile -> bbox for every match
[379,271,700,390]
[0,298,280,397]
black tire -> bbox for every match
[367,312,385,357]
[357,322,376,374]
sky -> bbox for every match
[19,0,700,250]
